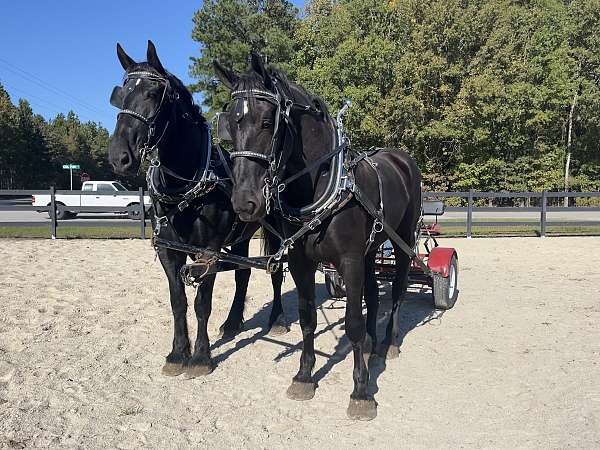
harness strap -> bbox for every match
[352,184,433,276]
[278,141,348,188]
[215,144,235,182]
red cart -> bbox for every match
[322,200,459,310]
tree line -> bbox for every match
[0,84,116,189]
[190,0,600,193]
[1,0,598,193]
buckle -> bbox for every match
[308,218,321,230]
[177,199,189,211]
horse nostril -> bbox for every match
[120,153,130,166]
[247,201,257,214]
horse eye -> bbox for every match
[262,120,272,129]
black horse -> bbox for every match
[214,54,422,420]
[108,41,288,378]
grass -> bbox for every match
[0,226,152,239]
[1,223,599,239]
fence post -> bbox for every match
[49,186,57,239]
[467,189,474,238]
[540,190,547,238]
[139,187,146,240]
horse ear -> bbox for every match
[250,52,266,77]
[213,60,238,91]
[250,52,272,89]
[117,43,135,71]
[146,40,166,74]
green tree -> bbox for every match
[190,0,299,115]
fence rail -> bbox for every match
[423,190,600,237]
[1,189,599,239]
[0,188,147,239]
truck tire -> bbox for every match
[48,202,71,220]
[127,203,142,220]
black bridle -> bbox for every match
[227,83,347,215]
[228,87,290,207]
[111,70,224,209]
[111,70,175,166]
[228,83,327,213]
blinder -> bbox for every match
[110,86,124,108]
[215,112,232,142]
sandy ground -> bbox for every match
[0,237,599,449]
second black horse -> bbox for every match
[214,54,422,420]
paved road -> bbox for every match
[1,199,599,227]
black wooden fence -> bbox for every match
[1,189,599,239]
[0,188,148,239]
[423,190,600,237]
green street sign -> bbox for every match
[62,164,80,169]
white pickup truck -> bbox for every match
[32,181,151,220]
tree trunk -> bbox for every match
[564,89,578,207]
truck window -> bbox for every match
[82,184,93,191]
[113,182,127,191]
[97,184,116,192]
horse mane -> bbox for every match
[236,65,329,116]
[268,68,329,116]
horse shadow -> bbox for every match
[311,283,443,396]
[211,278,444,399]
[210,278,333,364]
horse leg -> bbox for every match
[363,251,378,358]
[383,231,413,360]
[267,265,288,335]
[286,250,318,401]
[185,273,217,378]
[158,248,190,376]
[340,255,377,420]
[267,225,288,334]
[219,240,251,338]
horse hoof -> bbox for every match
[184,364,214,378]
[386,345,400,360]
[286,381,316,401]
[161,362,184,377]
[268,324,289,336]
[218,323,243,339]
[347,398,377,421]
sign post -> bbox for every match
[62,164,80,190]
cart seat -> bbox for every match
[423,200,445,216]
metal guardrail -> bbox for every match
[1,189,599,238]
[423,190,600,237]
[0,187,148,239]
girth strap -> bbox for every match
[352,184,433,276]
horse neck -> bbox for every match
[159,112,205,184]
[284,112,335,201]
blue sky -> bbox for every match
[0,1,304,132]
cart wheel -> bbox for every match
[432,254,458,310]
[325,272,346,298]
